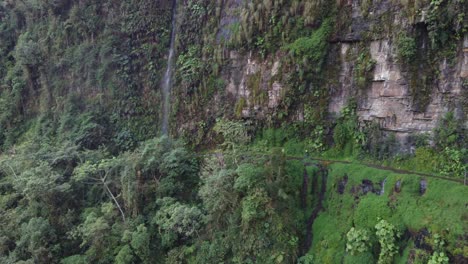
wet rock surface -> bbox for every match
[361,179,375,194]
[420,179,428,195]
[337,174,349,194]
[378,178,387,196]
[395,179,402,193]
[413,228,431,251]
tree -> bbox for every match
[234,163,264,193]
[60,255,88,264]
[15,32,42,66]
[153,197,206,247]
[115,245,135,264]
[14,161,70,201]
[129,224,151,263]
[73,157,126,222]
[16,217,56,263]
[241,188,271,225]
[198,157,238,224]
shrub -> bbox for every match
[375,219,399,264]
[428,252,449,264]
[286,18,333,68]
[241,188,271,224]
[397,35,417,63]
[434,112,461,150]
[154,197,206,247]
[346,227,370,255]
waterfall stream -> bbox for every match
[161,0,177,135]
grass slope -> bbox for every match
[308,163,467,263]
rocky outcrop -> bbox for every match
[330,37,466,148]
[171,0,467,148]
[213,0,467,150]
[224,51,285,117]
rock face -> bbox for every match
[361,179,375,195]
[395,180,402,193]
[337,174,349,195]
[224,51,285,118]
[420,179,428,195]
[209,0,467,151]
[462,36,468,78]
[330,38,466,149]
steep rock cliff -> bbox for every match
[172,0,467,151]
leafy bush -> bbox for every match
[199,164,237,220]
[115,245,135,264]
[60,255,88,264]
[346,227,370,255]
[177,45,204,92]
[213,118,251,149]
[234,164,264,193]
[354,49,376,89]
[241,188,271,224]
[286,18,333,68]
[434,112,462,149]
[428,252,449,264]
[15,33,42,66]
[332,103,365,155]
[154,197,206,247]
[397,35,417,63]
[440,147,467,178]
[375,219,399,264]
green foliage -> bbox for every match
[15,161,70,200]
[0,0,466,263]
[354,48,376,89]
[306,159,467,264]
[297,254,314,264]
[115,245,135,264]
[74,210,112,252]
[241,188,271,224]
[433,112,467,178]
[332,103,365,155]
[129,224,151,262]
[234,164,264,193]
[15,32,43,66]
[234,97,247,118]
[16,217,56,262]
[427,0,467,49]
[434,112,464,149]
[199,165,237,222]
[308,125,326,152]
[363,122,398,160]
[213,118,251,149]
[153,197,206,247]
[346,227,370,255]
[439,147,467,178]
[428,252,449,264]
[177,45,204,93]
[246,71,267,105]
[60,255,88,264]
[287,18,333,69]
[375,219,399,264]
[397,35,417,63]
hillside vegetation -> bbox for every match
[0,0,466,263]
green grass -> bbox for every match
[308,163,468,263]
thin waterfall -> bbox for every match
[161,0,177,135]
